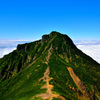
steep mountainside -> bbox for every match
[0,31,100,100]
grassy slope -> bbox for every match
[0,53,48,100]
[0,31,100,100]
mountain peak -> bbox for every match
[41,31,60,43]
[49,31,61,36]
[41,31,72,43]
[0,31,100,100]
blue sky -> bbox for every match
[0,0,100,40]
[0,0,100,63]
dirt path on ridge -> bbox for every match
[32,67,65,100]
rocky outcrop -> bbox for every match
[41,31,60,43]
[49,31,58,37]
[41,35,49,43]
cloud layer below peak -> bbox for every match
[0,40,33,58]
[74,40,100,63]
[0,40,100,64]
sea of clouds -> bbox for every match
[0,40,32,58]
[74,40,100,63]
[0,40,100,64]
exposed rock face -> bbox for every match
[41,31,72,43]
[49,31,57,37]
[41,31,60,43]
[17,44,23,51]
[41,35,49,43]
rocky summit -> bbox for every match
[0,31,100,100]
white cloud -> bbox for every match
[74,40,100,63]
[0,40,33,47]
[0,40,100,64]
[0,47,16,58]
[0,40,33,58]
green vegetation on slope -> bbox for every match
[0,31,100,100]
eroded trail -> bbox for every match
[32,46,65,100]
[67,67,90,100]
[32,67,65,100]
[38,67,53,100]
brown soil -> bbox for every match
[32,67,65,100]
[27,60,35,68]
[67,67,90,100]
[43,45,52,65]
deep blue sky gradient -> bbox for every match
[0,0,100,40]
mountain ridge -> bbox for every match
[0,31,100,100]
